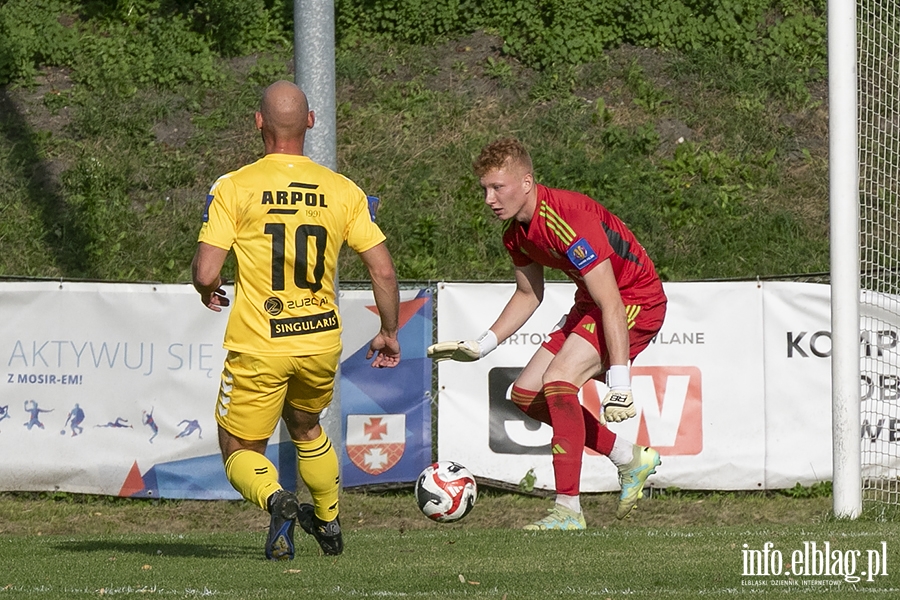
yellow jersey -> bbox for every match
[198,153,385,356]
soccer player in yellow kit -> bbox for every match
[192,81,401,560]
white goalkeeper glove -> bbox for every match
[603,364,636,423]
[427,330,498,363]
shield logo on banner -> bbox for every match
[346,414,406,475]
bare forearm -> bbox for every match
[191,243,230,311]
[601,304,630,366]
[371,268,399,335]
[192,267,221,296]
[489,288,541,342]
[583,259,629,366]
[489,262,544,342]
[360,243,400,335]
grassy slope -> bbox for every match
[0,30,830,283]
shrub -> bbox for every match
[0,0,78,84]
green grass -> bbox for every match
[2,490,900,598]
[3,524,900,598]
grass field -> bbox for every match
[2,490,900,598]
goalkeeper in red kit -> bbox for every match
[428,138,667,530]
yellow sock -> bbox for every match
[295,429,340,522]
[224,449,282,511]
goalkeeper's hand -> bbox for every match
[602,389,635,423]
[602,364,636,423]
[427,330,498,363]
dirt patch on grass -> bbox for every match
[5,67,75,141]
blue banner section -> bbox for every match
[120,289,433,498]
[341,289,433,487]
[127,442,296,500]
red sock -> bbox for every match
[511,385,616,456]
[585,409,616,456]
[543,380,584,496]
[511,385,550,423]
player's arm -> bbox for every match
[191,242,230,312]
[428,261,544,362]
[488,261,544,342]
[358,242,401,368]
[581,259,634,422]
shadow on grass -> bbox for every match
[52,539,256,559]
[0,85,93,277]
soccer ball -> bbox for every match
[415,461,477,523]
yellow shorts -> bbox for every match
[214,348,342,441]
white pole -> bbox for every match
[828,0,862,519]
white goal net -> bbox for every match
[858,0,900,506]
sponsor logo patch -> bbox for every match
[270,310,338,338]
[566,238,598,270]
[264,297,283,316]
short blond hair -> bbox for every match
[472,138,533,178]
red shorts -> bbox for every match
[542,299,666,367]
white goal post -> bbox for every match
[829,0,861,519]
[832,0,900,518]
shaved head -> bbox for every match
[259,80,310,140]
[254,80,316,157]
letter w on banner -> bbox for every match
[584,366,703,455]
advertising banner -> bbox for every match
[337,288,433,488]
[761,282,833,488]
[0,282,432,497]
[860,289,900,478]
[436,281,835,492]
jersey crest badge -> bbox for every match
[566,238,597,270]
[202,194,214,222]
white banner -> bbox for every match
[1,279,872,494]
[436,281,834,491]
[860,290,900,478]
[762,282,833,488]
[0,282,431,497]
[1,282,228,496]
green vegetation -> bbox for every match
[0,0,830,283]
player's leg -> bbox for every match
[575,303,665,519]
[511,383,614,456]
[215,351,300,560]
[610,301,666,518]
[511,331,615,529]
[518,312,619,455]
[283,347,343,556]
[520,334,603,530]
[510,346,553,422]
[510,330,610,447]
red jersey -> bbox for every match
[503,184,666,310]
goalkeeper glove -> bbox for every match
[603,364,636,423]
[427,330,498,363]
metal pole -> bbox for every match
[295,0,337,171]
[294,0,342,480]
[828,0,861,519]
